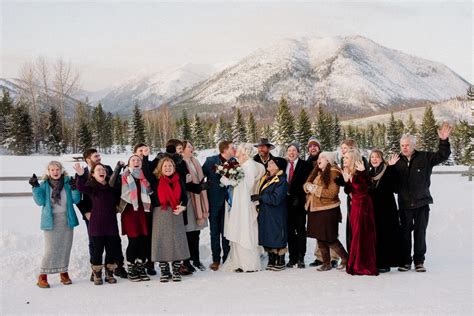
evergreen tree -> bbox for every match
[451,120,472,165]
[8,102,33,155]
[295,108,312,157]
[77,118,93,153]
[374,123,387,150]
[0,89,14,146]
[419,105,438,151]
[191,114,205,149]
[232,108,246,144]
[386,112,401,153]
[46,106,63,155]
[315,105,333,150]
[102,112,114,153]
[92,103,106,151]
[178,109,191,141]
[405,113,418,135]
[333,114,342,150]
[246,112,258,143]
[113,114,126,153]
[214,116,228,147]
[260,124,271,139]
[272,97,294,153]
[131,102,146,146]
[366,124,375,149]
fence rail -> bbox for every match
[0,167,471,198]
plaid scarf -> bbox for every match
[48,177,64,205]
[121,167,151,212]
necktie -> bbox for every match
[288,161,295,184]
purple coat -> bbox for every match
[76,174,120,237]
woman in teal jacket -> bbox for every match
[30,161,80,288]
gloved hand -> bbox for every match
[29,173,39,187]
[69,176,77,190]
[250,194,260,202]
[115,161,126,170]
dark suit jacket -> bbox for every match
[202,154,232,209]
[287,159,312,211]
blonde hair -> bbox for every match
[344,149,363,175]
[236,143,255,160]
[43,161,67,180]
[153,157,176,178]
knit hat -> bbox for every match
[307,137,321,149]
[286,141,300,153]
[269,156,287,172]
[319,151,337,165]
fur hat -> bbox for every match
[307,137,321,149]
[319,151,337,165]
[269,156,287,172]
[286,141,300,153]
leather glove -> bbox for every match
[29,173,39,187]
[200,180,211,190]
[69,176,77,190]
[250,194,260,202]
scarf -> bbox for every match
[184,157,209,221]
[158,173,182,211]
[48,176,64,205]
[369,163,387,189]
[121,167,151,212]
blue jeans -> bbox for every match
[209,204,230,263]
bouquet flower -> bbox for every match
[215,161,245,187]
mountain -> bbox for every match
[169,36,470,118]
[99,63,223,115]
[0,78,85,117]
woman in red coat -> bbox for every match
[342,149,378,276]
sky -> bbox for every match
[0,1,472,91]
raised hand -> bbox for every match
[73,162,85,176]
[388,153,400,166]
[115,161,126,169]
[438,122,452,140]
[142,146,150,157]
[28,173,39,187]
[355,161,365,171]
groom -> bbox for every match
[202,140,236,271]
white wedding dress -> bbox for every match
[222,159,266,272]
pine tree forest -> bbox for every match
[0,89,471,165]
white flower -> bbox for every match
[217,166,224,171]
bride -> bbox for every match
[221,143,266,272]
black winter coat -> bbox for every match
[393,139,450,210]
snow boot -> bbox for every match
[159,262,171,282]
[37,274,50,288]
[136,259,150,281]
[91,265,103,285]
[266,252,276,270]
[127,262,141,282]
[114,264,128,279]
[415,263,426,272]
[273,254,286,271]
[105,264,117,284]
[172,261,182,282]
[329,240,348,271]
[146,261,157,276]
[317,242,332,272]
[60,272,72,285]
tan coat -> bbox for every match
[304,167,342,212]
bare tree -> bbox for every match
[18,61,41,151]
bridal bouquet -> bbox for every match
[215,161,244,187]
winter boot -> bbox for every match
[146,261,157,276]
[89,271,94,282]
[105,264,117,284]
[273,254,286,271]
[127,262,141,282]
[159,262,171,282]
[317,242,332,271]
[91,265,103,285]
[114,264,128,279]
[266,252,276,271]
[172,261,182,282]
[330,240,348,271]
[136,259,150,281]
[37,274,50,288]
[415,263,426,272]
[60,272,72,285]
[192,261,206,271]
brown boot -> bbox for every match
[316,241,332,272]
[91,265,103,285]
[60,272,72,285]
[37,274,50,288]
[209,262,220,271]
[105,264,117,284]
[329,240,348,271]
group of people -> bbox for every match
[30,122,452,287]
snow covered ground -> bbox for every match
[0,153,472,315]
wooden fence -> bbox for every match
[0,167,472,198]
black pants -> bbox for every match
[209,204,230,263]
[91,235,122,266]
[287,201,307,263]
[85,220,94,263]
[186,230,201,263]
[399,205,430,265]
[126,235,149,263]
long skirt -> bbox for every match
[151,206,190,262]
[307,207,341,242]
[222,241,262,272]
[40,212,74,274]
